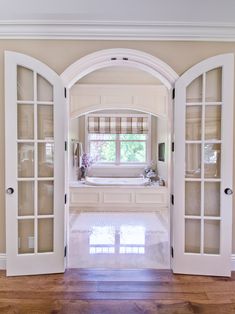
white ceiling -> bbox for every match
[1,0,235,23]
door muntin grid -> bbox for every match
[17,66,54,255]
[184,68,222,255]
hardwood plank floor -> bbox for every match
[0,269,235,314]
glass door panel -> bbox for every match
[204,220,220,254]
[205,68,222,102]
[185,182,201,216]
[37,74,53,102]
[18,143,34,178]
[185,144,201,178]
[186,106,202,140]
[38,105,54,140]
[38,143,54,177]
[17,104,34,139]
[17,66,34,101]
[18,181,34,216]
[174,54,233,276]
[185,219,201,253]
[204,143,221,178]
[18,219,34,254]
[38,218,54,253]
[186,75,203,103]
[204,182,220,217]
[5,52,65,276]
[38,181,54,215]
[205,106,221,140]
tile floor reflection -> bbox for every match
[68,211,170,269]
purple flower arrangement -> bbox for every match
[81,153,94,168]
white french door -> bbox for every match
[173,54,234,276]
[5,51,65,276]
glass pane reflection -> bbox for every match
[38,143,54,177]
[18,143,34,178]
[185,144,201,178]
[204,144,221,178]
[89,226,115,254]
[120,225,145,254]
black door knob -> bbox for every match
[224,188,233,195]
[6,187,14,195]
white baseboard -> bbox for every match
[0,254,235,272]
[231,254,235,271]
[0,254,6,270]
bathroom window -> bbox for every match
[86,114,150,165]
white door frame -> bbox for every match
[60,48,179,269]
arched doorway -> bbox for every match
[62,49,178,269]
[5,50,233,276]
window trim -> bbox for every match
[85,113,151,166]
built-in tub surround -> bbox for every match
[68,211,170,269]
[70,181,168,211]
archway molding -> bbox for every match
[60,48,179,89]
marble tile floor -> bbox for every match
[68,211,170,269]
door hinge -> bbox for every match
[64,245,67,257]
[64,194,67,205]
[171,194,174,205]
[171,246,174,258]
[65,141,67,151]
[64,87,67,98]
[171,142,174,152]
[172,88,175,100]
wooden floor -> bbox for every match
[0,269,235,314]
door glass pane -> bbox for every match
[185,182,201,216]
[204,144,221,178]
[38,105,54,140]
[186,75,203,103]
[38,218,53,253]
[185,219,201,253]
[185,144,201,178]
[18,143,34,177]
[18,219,34,254]
[205,106,221,140]
[186,106,202,140]
[38,181,54,215]
[205,68,222,102]
[37,74,53,102]
[38,143,54,177]
[204,220,220,254]
[17,104,34,139]
[17,66,34,101]
[204,182,220,217]
[18,181,34,216]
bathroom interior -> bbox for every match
[67,66,171,269]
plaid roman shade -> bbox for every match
[88,116,148,134]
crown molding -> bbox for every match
[0,20,235,41]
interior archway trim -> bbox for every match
[60,48,179,89]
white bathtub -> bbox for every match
[85,176,150,186]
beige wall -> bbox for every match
[1,40,235,253]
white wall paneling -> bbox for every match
[69,185,167,210]
[70,84,168,118]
